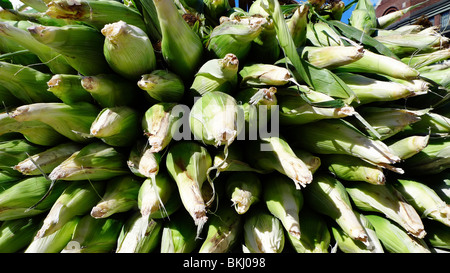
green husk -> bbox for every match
[61,214,124,253]
[0,61,58,104]
[153,0,203,81]
[388,135,430,160]
[322,154,386,185]
[225,172,262,214]
[9,102,100,143]
[0,216,43,253]
[0,21,75,74]
[0,138,44,171]
[402,137,450,175]
[264,174,303,240]
[376,1,427,29]
[199,205,243,253]
[303,173,368,243]
[101,20,156,81]
[423,219,450,250]
[306,20,343,47]
[81,74,138,108]
[298,45,364,69]
[13,142,82,175]
[166,141,212,237]
[160,210,198,253]
[393,178,450,227]
[47,74,94,105]
[346,182,426,238]
[239,63,291,87]
[90,106,140,147]
[115,211,162,253]
[190,53,239,97]
[45,0,147,32]
[286,4,308,48]
[365,214,430,253]
[243,209,284,253]
[287,207,330,253]
[27,24,110,75]
[401,48,450,70]
[348,0,377,35]
[34,180,105,238]
[91,175,141,219]
[48,142,129,181]
[0,176,68,221]
[137,70,185,103]
[25,216,80,253]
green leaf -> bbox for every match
[0,0,13,9]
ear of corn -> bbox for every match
[0,216,43,253]
[239,63,291,87]
[286,4,308,48]
[401,137,450,175]
[101,20,156,81]
[27,24,110,75]
[304,173,368,244]
[423,219,450,250]
[199,205,243,253]
[287,207,330,253]
[250,18,280,64]
[115,211,162,253]
[243,209,285,253]
[365,214,430,253]
[345,181,426,238]
[127,140,162,178]
[226,172,262,214]
[47,74,94,105]
[160,210,199,253]
[349,0,377,35]
[90,106,140,147]
[91,175,141,219]
[387,135,430,160]
[25,216,80,253]
[137,70,185,103]
[61,214,124,253]
[0,177,68,221]
[263,173,303,239]
[298,46,364,69]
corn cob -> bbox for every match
[160,210,199,253]
[91,175,141,219]
[263,173,303,239]
[242,208,284,253]
[189,91,242,147]
[288,119,402,170]
[101,20,156,81]
[61,214,124,253]
[0,216,43,253]
[166,141,212,237]
[0,176,68,221]
[0,113,65,146]
[0,61,59,104]
[286,4,308,48]
[345,181,426,238]
[298,46,364,69]
[420,66,450,89]
[138,172,179,219]
[35,180,105,238]
[153,0,203,81]
[401,137,450,175]
[245,136,313,189]
[303,173,368,244]
[365,214,430,253]
[9,102,99,143]
[190,53,239,97]
[137,70,185,103]
[25,216,80,253]
[45,0,147,32]
[287,207,330,253]
[207,15,267,60]
[47,74,94,105]
[400,112,450,137]
[199,205,243,253]
[334,49,420,80]
[13,142,81,175]
[115,211,162,253]
[322,154,386,185]
[393,178,450,227]
[0,21,75,74]
[387,135,430,160]
[225,172,262,214]
[127,140,162,178]
[90,106,140,147]
[48,142,129,181]
[27,24,110,76]
[142,102,184,153]
[81,74,138,108]
[401,48,450,70]
[331,212,384,253]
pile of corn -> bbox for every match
[0,0,449,253]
